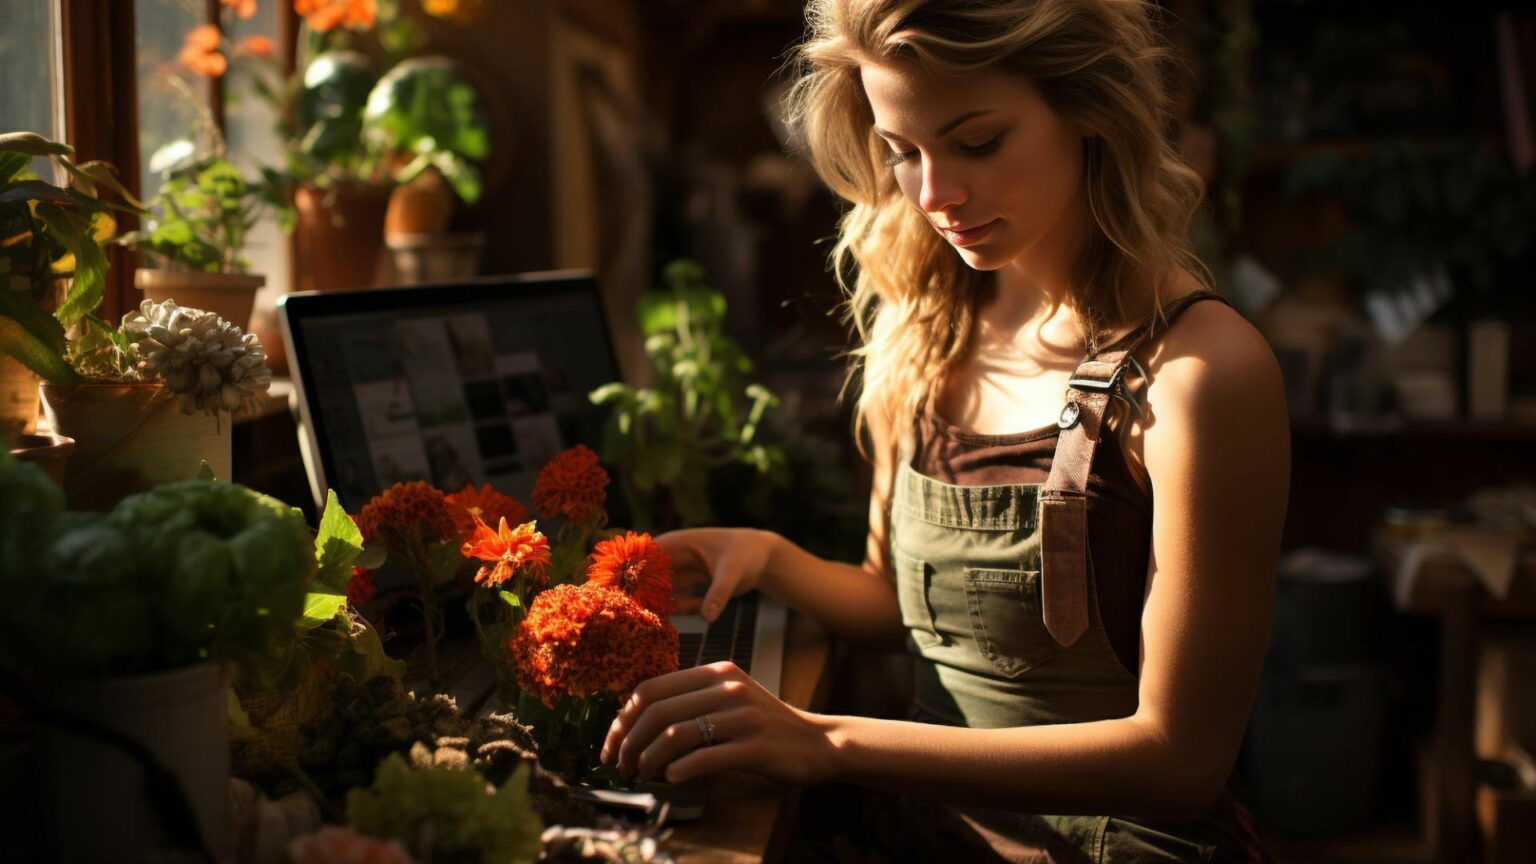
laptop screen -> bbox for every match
[279,271,620,513]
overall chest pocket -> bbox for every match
[964,568,1057,677]
[894,549,941,649]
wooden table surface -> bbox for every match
[664,610,835,864]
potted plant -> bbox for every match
[39,297,273,511]
[0,452,314,862]
[363,56,493,282]
[0,131,139,444]
[124,133,271,331]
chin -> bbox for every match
[952,245,1014,272]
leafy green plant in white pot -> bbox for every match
[0,452,314,862]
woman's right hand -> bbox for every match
[655,528,779,624]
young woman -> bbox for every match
[600,1,1289,859]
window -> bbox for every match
[1,1,65,177]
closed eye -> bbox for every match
[883,132,1006,168]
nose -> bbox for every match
[917,155,966,214]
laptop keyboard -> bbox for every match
[677,593,757,672]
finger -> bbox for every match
[604,662,741,758]
[698,557,742,623]
[655,532,713,613]
[663,739,756,785]
[636,705,756,783]
[609,678,749,777]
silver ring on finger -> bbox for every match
[696,713,717,747]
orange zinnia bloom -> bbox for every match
[446,483,529,531]
[294,0,375,32]
[532,444,609,524]
[353,481,473,552]
[221,0,257,20]
[178,25,227,77]
[586,531,675,616]
[235,35,274,59]
[461,517,551,588]
[509,584,679,708]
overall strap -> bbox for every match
[1037,289,1233,648]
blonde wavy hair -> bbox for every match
[782,0,1215,458]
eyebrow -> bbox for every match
[874,109,995,141]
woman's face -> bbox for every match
[859,57,1090,272]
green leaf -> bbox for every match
[497,590,522,609]
[314,489,364,593]
[0,132,73,157]
[196,461,217,481]
[0,179,78,206]
[0,288,82,384]
[35,203,107,328]
[0,151,28,184]
[427,540,466,587]
[300,590,347,627]
[588,382,631,405]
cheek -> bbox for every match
[993,135,1083,230]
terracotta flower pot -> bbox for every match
[8,432,75,488]
[385,168,455,237]
[0,355,40,443]
[40,382,232,512]
[37,661,229,862]
[293,181,391,295]
[135,268,265,331]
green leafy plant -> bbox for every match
[346,749,543,864]
[0,131,141,386]
[362,56,491,204]
[0,451,314,680]
[123,155,266,273]
[590,259,787,530]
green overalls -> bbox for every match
[884,290,1263,862]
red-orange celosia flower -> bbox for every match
[532,444,608,524]
[586,531,675,616]
[509,584,679,708]
[347,566,377,606]
[446,483,529,531]
[178,25,227,77]
[234,35,275,59]
[461,517,551,588]
[221,0,257,20]
[353,481,473,553]
[294,0,376,32]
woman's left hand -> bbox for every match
[599,661,841,786]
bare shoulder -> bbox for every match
[1120,282,1290,493]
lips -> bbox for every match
[937,218,999,247]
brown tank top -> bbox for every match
[912,292,1225,678]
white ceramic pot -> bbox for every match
[37,661,230,862]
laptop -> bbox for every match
[278,271,788,708]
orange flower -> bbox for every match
[178,25,227,77]
[221,0,257,20]
[353,481,473,552]
[294,0,376,32]
[586,531,675,616]
[532,444,609,524]
[288,826,413,864]
[347,566,377,606]
[509,584,679,708]
[235,35,275,59]
[446,483,529,530]
[461,517,551,588]
[421,0,484,24]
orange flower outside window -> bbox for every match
[509,584,679,708]
[353,481,472,552]
[294,0,376,33]
[532,444,609,524]
[447,483,529,531]
[178,25,227,78]
[461,517,551,589]
[234,35,275,59]
[586,531,675,616]
[220,0,257,20]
